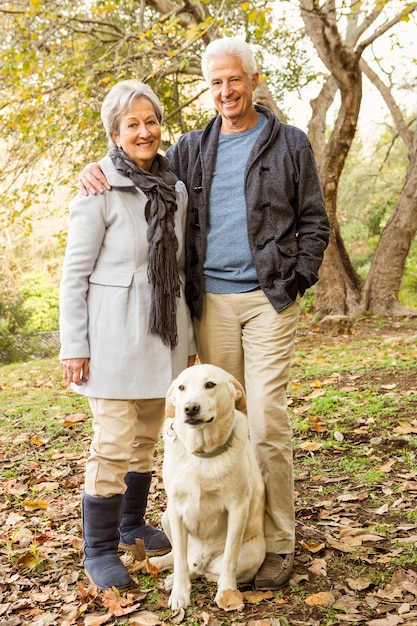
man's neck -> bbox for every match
[220,108,258,135]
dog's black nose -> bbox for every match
[184,402,200,417]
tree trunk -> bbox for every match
[300,0,364,316]
[362,135,417,317]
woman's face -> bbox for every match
[112,96,161,171]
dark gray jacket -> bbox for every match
[166,104,330,320]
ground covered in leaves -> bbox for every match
[1,315,417,626]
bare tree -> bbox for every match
[300,0,417,316]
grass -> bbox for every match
[1,315,417,624]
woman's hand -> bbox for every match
[61,358,90,386]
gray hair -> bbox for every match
[101,79,163,148]
[201,37,258,83]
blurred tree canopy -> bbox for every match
[1,0,417,318]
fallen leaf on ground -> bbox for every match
[305,591,335,606]
[216,588,244,611]
[347,576,373,590]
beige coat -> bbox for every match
[59,156,196,399]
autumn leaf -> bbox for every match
[216,588,244,611]
[145,557,160,579]
[102,588,140,617]
[402,580,417,596]
[377,459,396,472]
[308,558,327,576]
[61,412,88,427]
[242,589,275,604]
[33,481,60,493]
[84,613,112,625]
[300,540,326,553]
[127,610,164,624]
[11,527,33,547]
[298,441,321,451]
[402,480,417,491]
[346,576,372,590]
[394,421,417,434]
[30,436,47,446]
[326,536,358,553]
[305,591,335,606]
[15,551,40,569]
[21,499,49,510]
[310,423,327,433]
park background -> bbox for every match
[1,3,417,624]
[1,0,417,365]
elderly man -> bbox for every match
[78,36,330,590]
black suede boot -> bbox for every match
[119,472,171,557]
[82,492,133,590]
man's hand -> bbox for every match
[78,162,111,196]
[61,358,90,386]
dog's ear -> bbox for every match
[230,376,246,411]
[165,380,177,418]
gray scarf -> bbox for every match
[109,146,180,349]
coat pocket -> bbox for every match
[89,269,134,287]
[274,236,298,279]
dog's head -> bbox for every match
[166,365,246,429]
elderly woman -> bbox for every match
[59,80,196,591]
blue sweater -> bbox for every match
[205,114,266,293]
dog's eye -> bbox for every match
[178,384,185,391]
[205,381,216,389]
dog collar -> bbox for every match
[166,423,234,458]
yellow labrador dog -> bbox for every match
[151,364,266,611]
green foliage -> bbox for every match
[21,271,59,332]
[0,1,279,186]
[0,295,31,364]
[400,238,417,307]
[0,295,29,335]
[299,287,315,314]
[338,126,408,277]
[2,0,416,320]
[0,272,59,364]
[0,0,310,300]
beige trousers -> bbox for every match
[85,397,165,497]
[193,290,299,554]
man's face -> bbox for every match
[207,54,259,127]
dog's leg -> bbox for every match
[167,509,192,610]
[214,504,249,610]
[149,511,173,572]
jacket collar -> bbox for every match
[198,104,280,169]
[99,154,136,187]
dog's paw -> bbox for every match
[215,588,244,611]
[149,551,173,571]
[163,572,174,591]
[168,588,191,610]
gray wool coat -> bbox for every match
[59,156,196,399]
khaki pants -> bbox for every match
[85,397,165,497]
[193,290,299,554]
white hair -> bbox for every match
[201,37,258,82]
[100,79,163,148]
